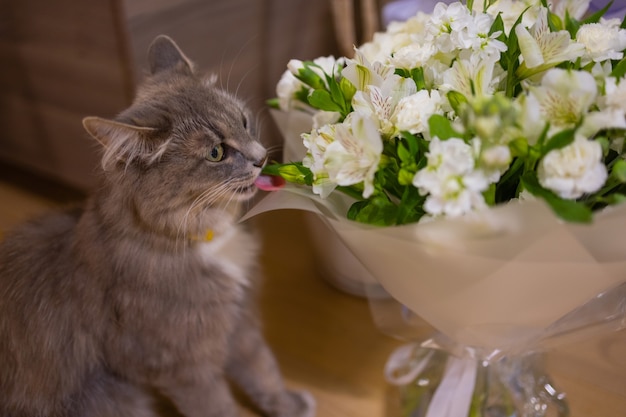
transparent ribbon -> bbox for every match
[385,340,478,417]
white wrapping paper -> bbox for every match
[244,188,626,350]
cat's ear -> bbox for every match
[83,117,165,170]
[147,35,194,76]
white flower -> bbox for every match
[287,56,344,85]
[576,22,626,65]
[481,144,512,171]
[277,56,344,111]
[602,77,626,115]
[413,137,489,217]
[352,74,417,137]
[276,70,306,111]
[485,0,540,33]
[303,124,337,198]
[459,12,507,57]
[393,90,445,134]
[550,0,590,20]
[427,2,474,53]
[515,7,585,78]
[527,68,597,132]
[391,43,437,69]
[516,93,545,145]
[342,50,395,91]
[581,75,626,136]
[440,51,502,97]
[323,114,383,198]
[312,111,341,129]
[538,135,608,199]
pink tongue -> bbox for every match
[255,174,286,191]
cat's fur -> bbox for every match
[0,35,314,417]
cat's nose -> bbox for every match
[253,153,268,168]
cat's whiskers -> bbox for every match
[176,178,245,249]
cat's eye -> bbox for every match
[206,144,225,162]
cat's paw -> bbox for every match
[291,390,316,417]
[275,390,316,417]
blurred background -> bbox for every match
[0,0,394,193]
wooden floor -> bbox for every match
[0,174,625,416]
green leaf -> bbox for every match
[400,131,419,156]
[262,162,313,185]
[447,91,468,115]
[547,10,563,31]
[542,128,576,155]
[509,138,529,158]
[606,193,626,204]
[307,89,343,112]
[410,67,427,90]
[397,142,411,164]
[428,114,462,140]
[611,159,626,183]
[395,68,427,90]
[347,196,398,226]
[483,183,496,206]
[339,77,357,106]
[564,10,581,38]
[502,12,525,95]
[521,172,593,223]
[266,97,280,109]
[582,1,613,24]
[328,77,346,113]
[489,13,505,38]
[295,63,326,90]
[610,57,626,79]
[293,86,310,104]
[398,168,415,186]
[397,187,424,224]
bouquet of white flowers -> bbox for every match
[264,0,626,226]
[251,1,626,416]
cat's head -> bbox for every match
[82,36,267,235]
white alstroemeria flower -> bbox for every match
[515,7,585,78]
[352,74,418,137]
[303,123,338,198]
[287,56,344,85]
[392,89,445,135]
[440,52,502,97]
[276,70,306,111]
[581,110,626,137]
[527,68,597,132]
[603,77,626,114]
[413,137,489,217]
[278,56,345,111]
[576,22,626,65]
[360,29,415,64]
[312,111,341,130]
[485,0,540,33]
[422,59,453,89]
[516,93,545,145]
[323,114,383,198]
[550,0,590,20]
[342,49,395,91]
[538,135,607,199]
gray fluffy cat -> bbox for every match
[0,35,314,417]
